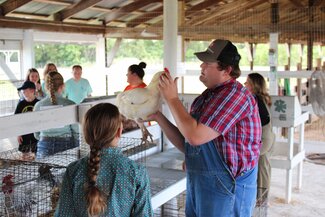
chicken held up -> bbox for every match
[116,71,164,145]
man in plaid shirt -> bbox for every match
[152,39,262,217]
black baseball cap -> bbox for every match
[17,81,36,91]
[194,39,241,65]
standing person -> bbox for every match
[25,68,45,99]
[55,103,153,217]
[245,73,275,206]
[15,81,39,160]
[34,71,79,158]
[124,62,147,91]
[151,39,262,217]
[42,63,58,96]
[64,65,92,104]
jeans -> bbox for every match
[36,137,79,159]
[185,141,257,217]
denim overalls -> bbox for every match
[185,114,257,217]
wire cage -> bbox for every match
[0,137,150,216]
[0,159,65,216]
[253,187,268,217]
[154,191,186,217]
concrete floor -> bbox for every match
[267,140,325,217]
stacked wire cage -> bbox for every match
[0,136,148,216]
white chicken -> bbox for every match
[116,71,164,145]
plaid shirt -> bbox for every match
[191,79,262,177]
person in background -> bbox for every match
[15,81,39,160]
[150,39,261,217]
[124,62,147,91]
[245,73,275,207]
[122,61,149,131]
[42,63,58,96]
[63,65,92,104]
[55,103,153,217]
[25,68,44,99]
[33,71,79,158]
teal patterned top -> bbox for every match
[55,147,153,217]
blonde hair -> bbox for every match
[83,103,121,216]
[247,73,272,106]
[45,71,64,105]
[43,63,57,79]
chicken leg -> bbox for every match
[136,121,153,146]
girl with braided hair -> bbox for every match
[33,71,79,158]
[55,103,153,217]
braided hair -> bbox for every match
[247,73,272,106]
[45,71,64,105]
[83,103,122,216]
[128,62,146,79]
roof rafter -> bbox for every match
[288,0,305,8]
[189,0,266,26]
[0,0,32,16]
[127,6,163,28]
[54,0,104,21]
[104,0,160,24]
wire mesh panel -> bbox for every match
[0,159,65,217]
[154,191,186,217]
[0,137,151,216]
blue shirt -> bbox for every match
[55,147,153,217]
[64,78,92,104]
[33,94,79,140]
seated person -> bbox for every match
[64,65,92,104]
[15,81,39,160]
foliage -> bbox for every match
[34,39,324,69]
[106,39,163,63]
[34,43,96,68]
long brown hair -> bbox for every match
[83,103,121,216]
[247,73,272,106]
[25,68,41,84]
[25,68,44,97]
[45,71,64,105]
[43,63,57,79]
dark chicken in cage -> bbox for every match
[0,159,65,217]
[0,137,152,216]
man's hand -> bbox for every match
[159,70,179,103]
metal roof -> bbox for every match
[0,0,324,44]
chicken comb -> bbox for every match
[164,67,170,74]
[2,174,14,182]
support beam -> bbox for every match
[127,6,163,28]
[96,35,106,68]
[106,38,122,68]
[0,0,32,16]
[0,57,19,81]
[22,29,34,76]
[54,0,104,21]
[163,0,178,149]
